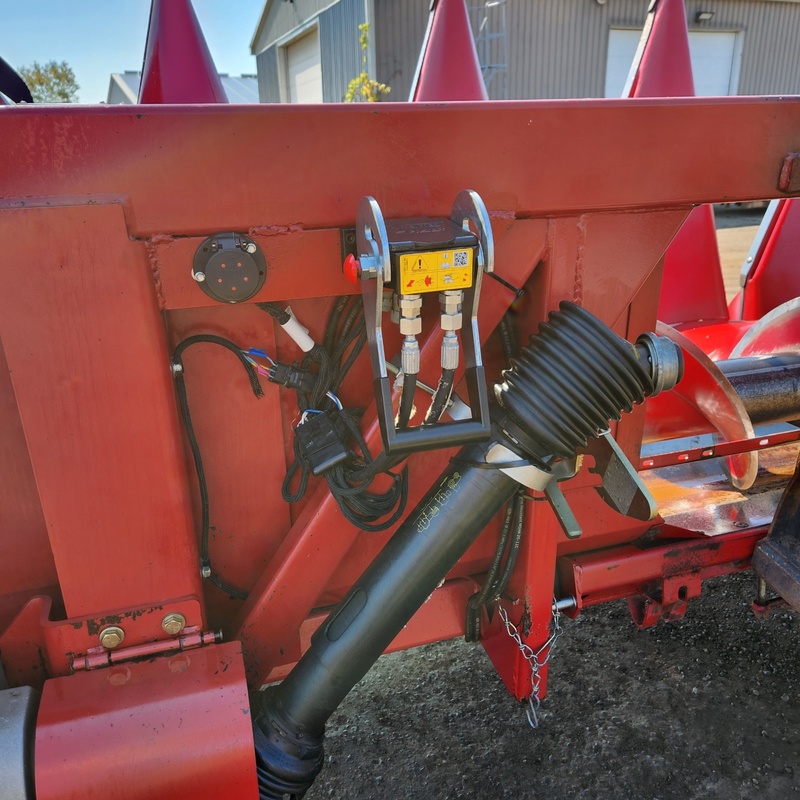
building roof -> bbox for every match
[107,71,260,104]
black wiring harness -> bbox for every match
[171,300,411,599]
[267,298,409,533]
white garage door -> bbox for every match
[287,28,323,103]
[605,28,741,97]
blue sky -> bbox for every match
[2,1,263,103]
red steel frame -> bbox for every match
[1,98,800,793]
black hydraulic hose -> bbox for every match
[395,372,417,429]
[424,368,455,424]
[498,312,519,363]
[464,497,515,642]
[466,312,524,641]
[465,489,527,641]
[488,490,526,602]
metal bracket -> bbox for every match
[752,450,800,613]
[356,192,493,455]
[585,430,658,521]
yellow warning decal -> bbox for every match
[398,249,473,295]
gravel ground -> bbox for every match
[303,208,799,800]
[306,573,798,800]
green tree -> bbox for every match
[344,24,390,102]
[18,60,79,103]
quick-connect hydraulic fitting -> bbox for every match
[346,191,494,454]
[400,337,421,376]
[440,332,459,371]
[439,289,463,372]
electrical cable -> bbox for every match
[279,297,408,532]
[172,334,262,601]
[256,302,291,325]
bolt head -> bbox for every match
[193,271,206,282]
[245,242,258,254]
[99,626,125,650]
[161,613,186,636]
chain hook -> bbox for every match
[498,599,564,728]
[525,695,540,728]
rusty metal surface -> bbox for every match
[0,595,203,689]
[642,439,798,537]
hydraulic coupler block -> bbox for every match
[342,191,494,455]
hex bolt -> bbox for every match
[245,242,258,254]
[161,613,186,636]
[99,626,125,650]
[193,271,206,282]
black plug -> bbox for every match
[269,362,318,393]
[295,412,349,475]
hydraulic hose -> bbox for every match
[253,301,681,799]
[395,372,417,429]
[424,368,456,424]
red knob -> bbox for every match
[343,254,361,284]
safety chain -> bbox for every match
[497,599,563,728]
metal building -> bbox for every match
[251,0,800,103]
[106,71,260,104]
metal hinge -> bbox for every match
[71,627,221,672]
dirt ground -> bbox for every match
[714,206,763,301]
[307,573,798,800]
[304,207,799,800]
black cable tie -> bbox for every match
[488,272,525,300]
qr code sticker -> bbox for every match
[453,251,469,267]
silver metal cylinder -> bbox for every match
[441,331,459,370]
[401,337,420,375]
[719,354,800,425]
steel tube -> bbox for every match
[719,355,800,425]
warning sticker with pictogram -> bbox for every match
[398,249,473,295]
